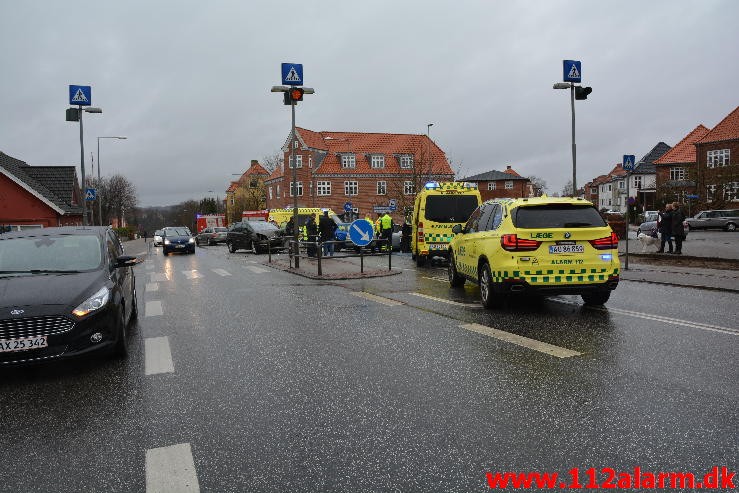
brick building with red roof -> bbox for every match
[225,159,270,222]
[695,106,739,204]
[654,125,710,202]
[265,128,454,221]
[457,166,531,201]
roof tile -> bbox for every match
[697,106,739,144]
[654,125,710,165]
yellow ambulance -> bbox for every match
[411,182,482,266]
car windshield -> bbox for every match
[250,222,278,233]
[0,234,102,272]
[424,195,479,223]
[513,204,606,228]
[165,228,190,236]
[154,230,164,236]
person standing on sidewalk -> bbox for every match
[319,210,337,257]
[671,202,685,254]
[657,204,673,253]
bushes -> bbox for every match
[114,226,135,240]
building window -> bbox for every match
[230,197,235,205]
[309,156,313,168]
[309,182,313,196]
[249,179,258,188]
[634,176,642,189]
[268,187,273,200]
[618,180,624,189]
[344,181,358,195]
[290,181,303,197]
[341,154,356,169]
[289,155,302,168]
[670,167,686,180]
[404,181,414,195]
[607,184,612,192]
[276,185,280,198]
[591,187,597,194]
[317,181,331,196]
[505,181,513,190]
[707,149,730,168]
[724,182,739,202]
[371,155,385,169]
[608,198,612,206]
[377,181,387,195]
[399,155,413,169]
[487,182,496,191]
[293,141,298,149]
[707,184,717,201]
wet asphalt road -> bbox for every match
[1,244,737,492]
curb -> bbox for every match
[262,259,402,280]
[620,277,739,294]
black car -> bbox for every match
[162,227,195,255]
[0,227,138,365]
[226,221,283,253]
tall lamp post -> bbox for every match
[426,123,434,182]
[67,105,103,225]
[97,136,127,225]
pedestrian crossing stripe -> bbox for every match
[568,64,580,79]
[285,67,301,82]
[71,88,88,103]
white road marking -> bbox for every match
[182,270,203,279]
[459,323,583,358]
[549,298,739,336]
[151,272,169,282]
[211,268,231,277]
[145,300,163,317]
[146,283,159,293]
[145,442,199,493]
[422,276,448,283]
[351,291,404,306]
[134,251,147,256]
[410,292,482,308]
[144,337,174,375]
[145,263,154,270]
[245,265,269,274]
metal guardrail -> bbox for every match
[280,239,392,275]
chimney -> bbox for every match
[251,160,258,167]
[506,165,511,170]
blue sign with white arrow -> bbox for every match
[84,188,97,201]
[563,60,581,83]
[281,63,303,86]
[349,219,374,247]
[69,85,92,106]
[623,155,636,171]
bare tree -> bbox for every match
[561,180,574,197]
[92,174,137,225]
[227,183,266,223]
[261,152,283,174]
[527,175,548,196]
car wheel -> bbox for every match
[448,252,465,287]
[112,308,128,358]
[415,251,426,267]
[637,228,642,236]
[227,242,236,253]
[581,291,611,305]
[129,286,138,323]
[195,238,200,246]
[727,223,737,232]
[479,262,505,309]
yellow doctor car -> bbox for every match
[447,196,620,307]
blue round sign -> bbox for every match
[344,202,353,212]
[348,219,374,247]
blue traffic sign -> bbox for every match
[69,85,92,106]
[563,60,581,83]
[281,63,303,86]
[84,188,97,201]
[686,194,700,199]
[344,202,353,212]
[623,154,636,171]
[388,199,397,211]
[349,219,374,247]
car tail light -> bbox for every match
[589,232,619,250]
[500,234,541,251]
[417,222,425,244]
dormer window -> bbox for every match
[370,155,385,169]
[341,154,356,169]
[399,155,413,169]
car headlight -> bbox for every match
[164,239,171,245]
[72,286,110,318]
[189,238,195,243]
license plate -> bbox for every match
[176,244,185,248]
[0,336,48,353]
[428,243,446,250]
[549,244,584,254]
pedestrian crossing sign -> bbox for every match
[69,85,92,106]
[85,188,97,201]
[623,155,636,171]
[563,60,581,83]
[281,63,303,86]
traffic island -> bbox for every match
[262,255,402,280]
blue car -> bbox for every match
[162,227,196,255]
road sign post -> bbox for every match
[69,85,93,225]
[623,155,636,270]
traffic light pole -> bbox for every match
[570,84,577,197]
[79,105,87,226]
[291,99,299,269]
[625,170,630,271]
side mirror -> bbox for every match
[116,255,138,268]
[452,224,463,234]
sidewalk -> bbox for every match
[264,251,402,280]
[619,260,739,293]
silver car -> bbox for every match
[153,229,164,246]
[686,209,739,232]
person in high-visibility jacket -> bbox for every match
[380,213,393,251]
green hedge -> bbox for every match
[114,227,135,240]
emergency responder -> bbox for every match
[319,210,337,257]
[380,212,393,252]
[304,216,318,257]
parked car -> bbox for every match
[195,226,228,246]
[226,221,283,254]
[685,209,739,231]
[162,227,195,255]
[0,226,138,365]
[153,229,164,246]
[637,214,689,238]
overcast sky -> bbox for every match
[1,0,737,207]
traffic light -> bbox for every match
[283,87,304,105]
[575,86,592,100]
[66,107,80,121]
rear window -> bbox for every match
[513,204,606,229]
[424,195,479,223]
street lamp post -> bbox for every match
[97,136,127,225]
[426,123,434,182]
[553,82,576,196]
[73,106,102,225]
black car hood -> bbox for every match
[0,270,107,315]
[165,235,191,242]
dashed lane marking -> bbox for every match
[144,336,174,375]
[145,300,163,317]
[410,292,483,308]
[422,276,448,283]
[460,323,583,358]
[211,268,231,277]
[146,283,159,293]
[150,272,169,282]
[351,291,404,306]
[182,270,203,279]
[244,265,270,274]
[549,298,739,336]
[145,442,199,492]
